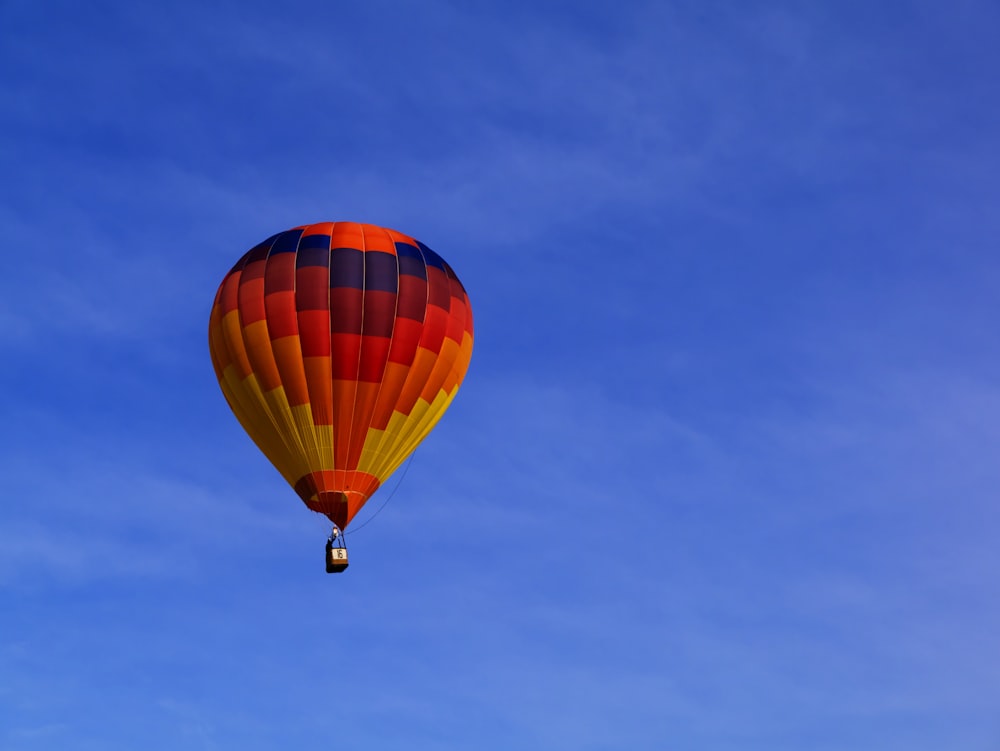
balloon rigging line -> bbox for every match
[346,452,416,535]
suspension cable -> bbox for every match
[346,453,416,535]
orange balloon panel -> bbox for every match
[208,222,474,529]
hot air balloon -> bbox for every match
[208,222,474,572]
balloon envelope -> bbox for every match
[208,222,474,529]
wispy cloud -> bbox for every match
[3,1,1000,749]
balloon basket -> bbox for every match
[325,539,349,574]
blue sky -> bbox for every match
[2,0,1000,748]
